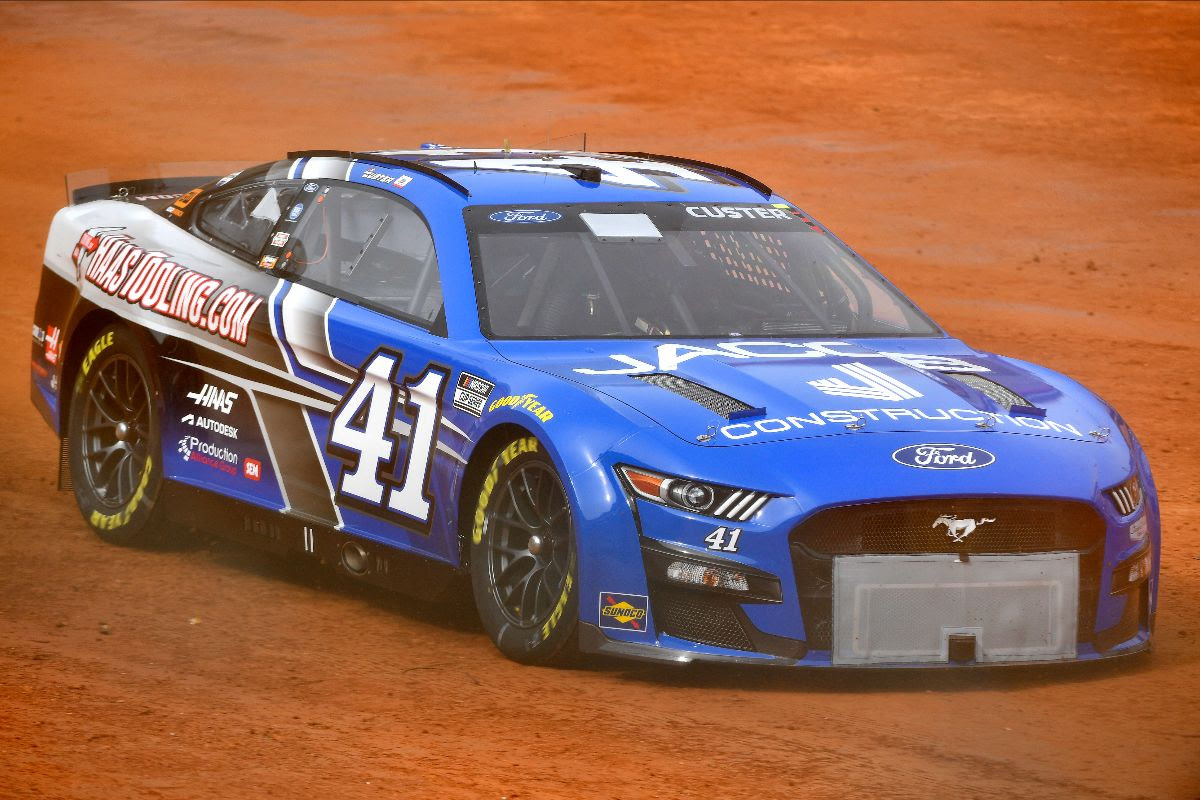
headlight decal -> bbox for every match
[617,465,772,522]
[1106,474,1143,517]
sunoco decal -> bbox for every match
[891,444,996,470]
[72,228,264,346]
[599,593,648,632]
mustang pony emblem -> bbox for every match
[933,515,996,543]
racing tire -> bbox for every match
[66,324,166,546]
[469,436,579,665]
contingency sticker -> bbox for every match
[599,593,648,632]
[452,371,495,417]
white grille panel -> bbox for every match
[832,553,1078,665]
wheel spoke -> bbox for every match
[492,512,533,532]
[518,564,544,619]
[88,390,122,425]
[538,570,558,614]
[506,481,539,528]
[497,554,535,591]
[489,540,527,559]
[121,359,135,410]
[87,440,125,462]
[530,572,548,619]
[94,447,126,498]
[501,564,537,609]
[127,391,148,420]
[544,502,568,529]
[520,469,540,517]
[116,452,131,500]
[122,453,136,499]
[534,469,551,518]
[97,368,123,410]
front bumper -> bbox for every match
[578,621,1153,668]
[574,481,1158,669]
[570,424,1160,669]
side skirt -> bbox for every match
[160,480,464,601]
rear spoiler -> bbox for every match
[64,161,255,206]
[68,175,217,206]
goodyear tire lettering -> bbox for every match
[86,455,153,530]
[80,331,114,377]
[540,565,575,641]
[472,437,539,544]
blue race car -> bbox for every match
[31,147,1159,667]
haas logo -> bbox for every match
[186,384,238,415]
[933,515,995,543]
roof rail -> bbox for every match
[285,150,471,197]
[608,151,772,198]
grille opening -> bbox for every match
[789,499,1107,650]
[631,373,753,419]
[943,372,1031,411]
[650,585,755,651]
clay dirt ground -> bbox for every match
[0,2,1198,798]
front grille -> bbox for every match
[631,373,752,419]
[942,372,1030,411]
[797,499,1101,555]
[789,498,1107,650]
[651,586,754,651]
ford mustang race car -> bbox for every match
[31,147,1160,667]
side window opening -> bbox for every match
[284,184,443,327]
[197,183,298,258]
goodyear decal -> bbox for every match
[488,393,554,423]
[599,593,648,632]
[80,331,114,376]
[472,437,539,545]
[89,456,153,530]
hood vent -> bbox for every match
[943,372,1031,411]
[632,373,754,419]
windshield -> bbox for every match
[466,203,939,339]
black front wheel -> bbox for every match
[67,325,166,545]
[469,437,578,665]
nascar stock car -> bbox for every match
[31,147,1159,667]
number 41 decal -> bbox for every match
[326,348,448,531]
[704,526,742,553]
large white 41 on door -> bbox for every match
[326,348,449,531]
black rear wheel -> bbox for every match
[469,437,578,664]
[67,325,165,545]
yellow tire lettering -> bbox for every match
[472,456,503,545]
[540,567,574,641]
[89,455,153,530]
[81,331,115,377]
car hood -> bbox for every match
[491,337,1108,446]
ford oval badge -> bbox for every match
[489,209,563,224]
[892,443,996,470]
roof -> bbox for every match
[284,148,778,205]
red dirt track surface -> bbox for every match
[2,2,1198,797]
